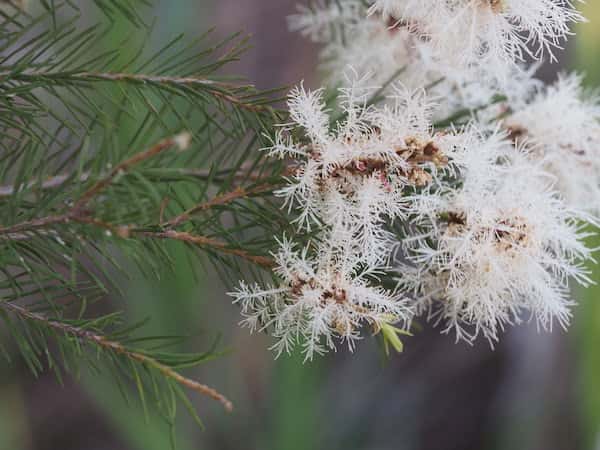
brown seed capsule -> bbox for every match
[487,0,504,13]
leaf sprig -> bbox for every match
[0,0,289,428]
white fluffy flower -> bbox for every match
[319,15,428,88]
[288,0,364,42]
[231,1,595,356]
[229,237,411,360]
[503,73,600,214]
[400,137,592,343]
[290,2,542,120]
[369,0,584,77]
[267,75,453,264]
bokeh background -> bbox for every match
[2,2,600,449]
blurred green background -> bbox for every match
[577,4,600,450]
[2,2,600,450]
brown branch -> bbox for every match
[0,167,274,199]
[80,73,271,112]
[141,230,274,268]
[0,174,87,198]
[0,213,273,267]
[0,134,276,267]
[72,215,274,267]
[73,132,191,211]
[0,134,188,235]
[75,72,236,87]
[0,213,71,236]
[164,183,276,229]
[3,70,271,113]
[2,301,233,412]
[0,214,119,238]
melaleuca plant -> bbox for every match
[0,0,289,430]
[231,0,600,358]
[1,0,599,437]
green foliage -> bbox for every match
[0,0,289,431]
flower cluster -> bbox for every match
[230,76,448,359]
[231,0,598,357]
[231,237,411,359]
[503,73,600,214]
[289,0,552,116]
[274,78,452,263]
[369,0,584,72]
[401,136,592,342]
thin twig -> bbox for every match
[141,230,274,268]
[1,301,233,412]
[0,213,71,236]
[0,167,271,198]
[164,183,275,229]
[2,70,271,113]
[0,213,273,266]
[0,135,187,234]
[76,72,237,87]
[77,72,270,112]
[75,216,275,267]
[0,134,276,267]
[73,132,190,211]
[0,174,86,198]
[0,214,273,267]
